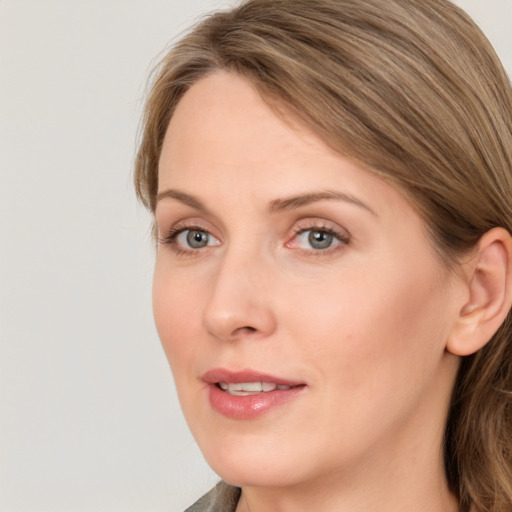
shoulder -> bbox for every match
[184,481,241,512]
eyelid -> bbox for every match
[157,216,216,238]
[285,218,351,252]
[158,218,221,255]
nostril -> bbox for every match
[202,291,277,341]
[239,326,257,333]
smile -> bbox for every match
[218,382,292,395]
[203,369,306,419]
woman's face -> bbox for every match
[153,72,463,490]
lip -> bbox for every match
[202,368,304,387]
[202,368,306,420]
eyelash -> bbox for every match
[159,221,350,256]
[158,224,214,257]
[288,222,350,255]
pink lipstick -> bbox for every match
[202,368,306,420]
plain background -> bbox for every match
[0,1,510,510]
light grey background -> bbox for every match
[0,1,510,511]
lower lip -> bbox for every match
[207,384,305,420]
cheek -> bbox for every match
[277,259,454,469]
[287,258,450,394]
[152,263,203,375]
[152,263,212,434]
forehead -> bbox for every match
[160,72,366,194]
[158,72,420,227]
[160,72,332,174]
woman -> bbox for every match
[135,0,512,510]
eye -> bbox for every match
[296,229,337,250]
[178,229,212,249]
[160,225,221,253]
[286,222,350,254]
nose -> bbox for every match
[202,250,277,342]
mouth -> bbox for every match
[217,381,296,396]
[202,369,306,419]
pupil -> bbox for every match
[309,230,332,249]
[187,230,208,248]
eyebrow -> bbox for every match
[156,188,376,216]
[156,189,210,213]
[268,190,377,216]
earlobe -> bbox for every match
[447,227,512,357]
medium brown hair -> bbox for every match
[134,1,512,510]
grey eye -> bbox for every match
[306,230,334,249]
[186,230,209,248]
[172,228,220,251]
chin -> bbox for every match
[211,456,307,489]
[194,428,323,489]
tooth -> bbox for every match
[262,382,277,392]
[241,382,263,392]
[220,382,290,394]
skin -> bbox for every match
[153,72,465,512]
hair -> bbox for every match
[134,0,512,510]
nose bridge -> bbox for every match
[202,242,276,341]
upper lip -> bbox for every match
[202,368,305,387]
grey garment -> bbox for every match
[184,481,241,512]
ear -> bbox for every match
[447,227,512,356]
